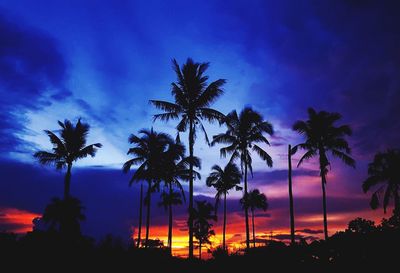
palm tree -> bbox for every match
[206,163,242,250]
[158,190,183,251]
[42,197,85,237]
[292,108,355,240]
[240,189,268,248]
[34,119,102,200]
[288,144,295,245]
[156,140,201,252]
[123,128,172,248]
[192,200,217,259]
[362,149,400,215]
[150,58,225,258]
[212,107,273,248]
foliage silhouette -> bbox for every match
[362,149,400,214]
[34,119,102,199]
[212,106,273,248]
[292,108,355,240]
[206,162,242,250]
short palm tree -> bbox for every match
[206,163,242,250]
[240,189,268,247]
[42,197,85,237]
[123,128,172,248]
[192,200,217,259]
[212,107,273,248]
[34,119,102,200]
[292,108,355,240]
[150,58,225,258]
[362,149,400,215]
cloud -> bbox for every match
[295,228,323,235]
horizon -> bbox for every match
[1,0,399,258]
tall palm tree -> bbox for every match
[206,163,242,250]
[123,128,172,248]
[192,200,217,259]
[34,119,102,200]
[158,190,183,251]
[362,149,400,215]
[240,189,268,248]
[150,58,225,258]
[42,197,85,237]
[292,108,355,240]
[288,144,295,245]
[212,107,273,248]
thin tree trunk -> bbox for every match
[288,145,295,245]
[145,181,152,248]
[137,183,143,248]
[244,162,250,249]
[64,163,72,200]
[321,173,328,240]
[188,119,194,258]
[252,209,256,248]
[223,192,227,250]
[199,241,202,260]
[168,183,173,253]
[394,185,400,215]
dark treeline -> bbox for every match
[1,58,400,270]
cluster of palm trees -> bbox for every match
[33,57,400,259]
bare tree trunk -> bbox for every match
[321,173,328,240]
[64,163,72,200]
[168,183,173,253]
[288,145,295,245]
[137,183,143,248]
[188,119,194,258]
[394,185,400,215]
[145,181,152,248]
[223,192,227,250]
[199,241,202,260]
[252,209,256,248]
[244,162,250,249]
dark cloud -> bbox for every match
[295,228,323,235]
[0,12,68,155]
[251,169,319,185]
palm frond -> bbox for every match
[252,144,273,167]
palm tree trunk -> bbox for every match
[137,183,143,248]
[64,163,72,200]
[188,119,194,258]
[145,181,152,248]
[168,183,173,252]
[288,145,295,245]
[223,192,227,250]
[394,185,400,215]
[252,208,256,248]
[199,241,202,259]
[321,173,328,240]
[244,162,250,249]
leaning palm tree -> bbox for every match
[123,128,172,248]
[212,107,273,248]
[362,149,400,215]
[206,163,242,250]
[34,119,102,200]
[292,108,355,240]
[150,58,225,258]
[192,200,217,259]
[240,189,268,247]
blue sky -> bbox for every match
[1,0,400,243]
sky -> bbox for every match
[1,0,400,256]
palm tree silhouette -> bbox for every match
[212,107,273,248]
[34,119,102,200]
[206,163,242,250]
[192,200,217,259]
[157,140,200,252]
[362,149,400,215]
[123,128,172,248]
[292,108,355,240]
[42,197,85,237]
[240,189,268,248]
[150,58,225,258]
